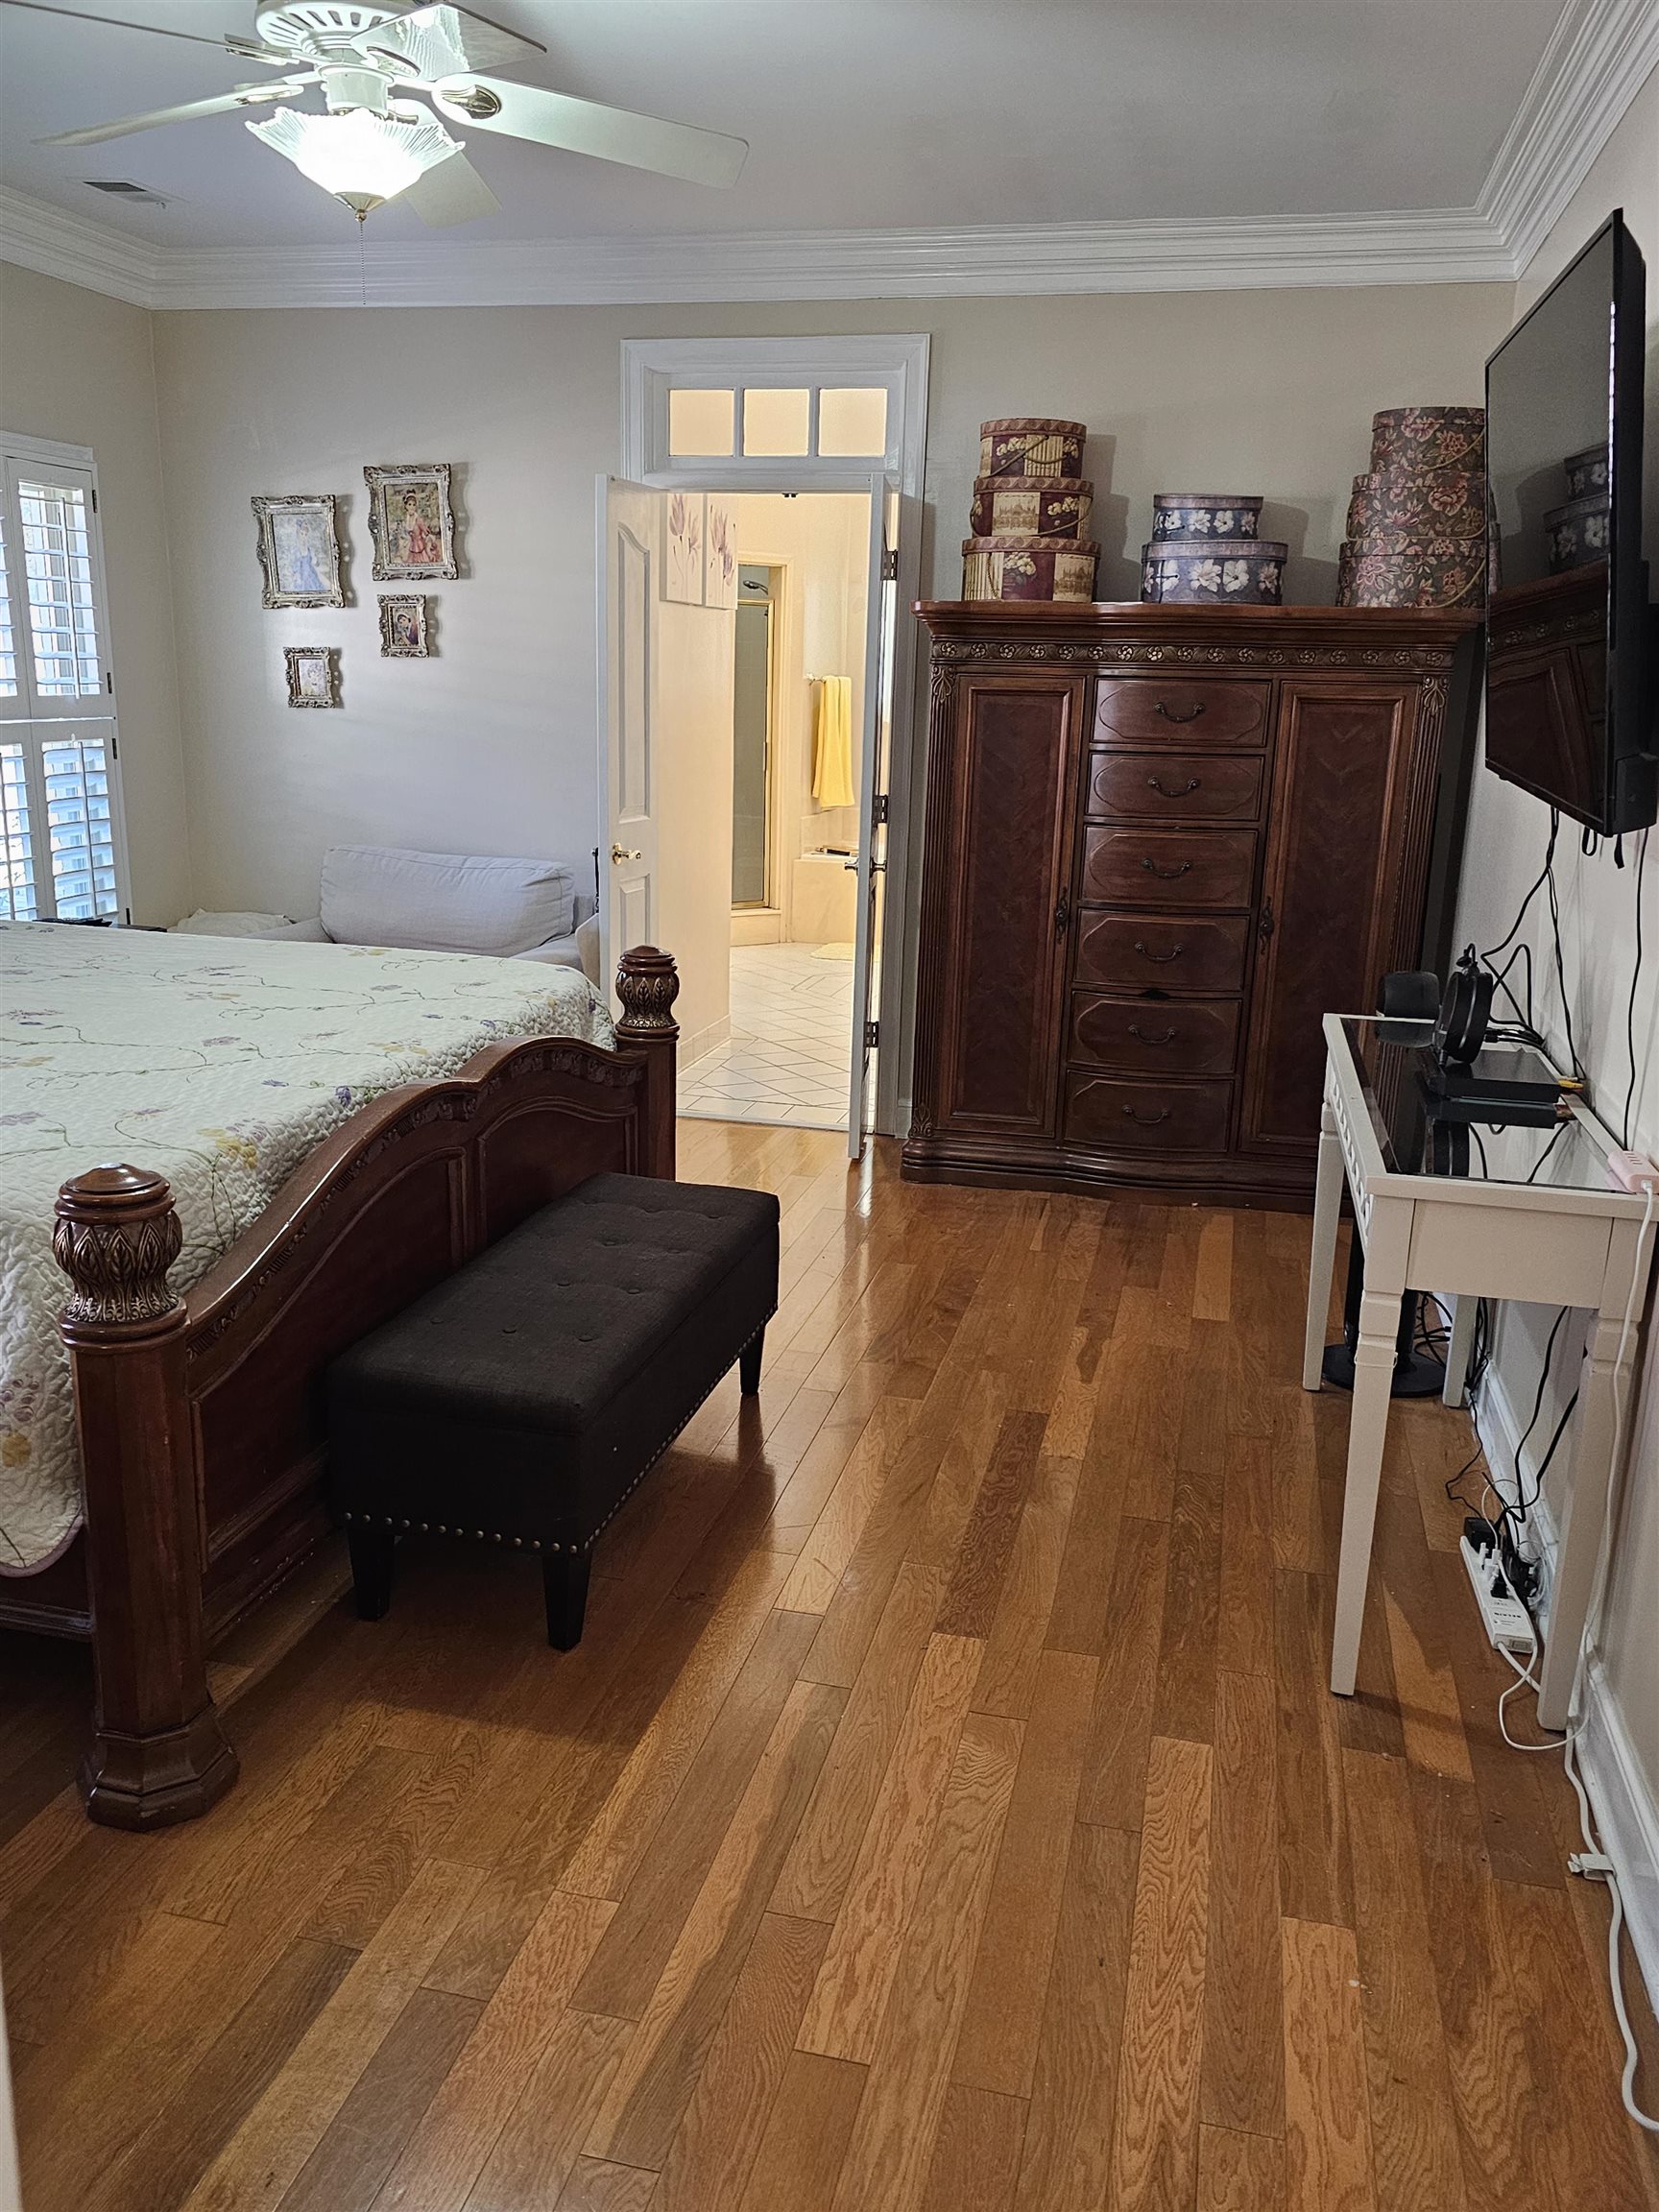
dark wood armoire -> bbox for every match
[903,601,1480,1208]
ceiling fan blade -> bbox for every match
[432,75,748,188]
[0,0,282,58]
[38,79,311,148]
[356,3,544,79]
[397,146,500,227]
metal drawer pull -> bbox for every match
[1141,857,1191,879]
[1127,1024,1177,1045]
[1153,700,1206,723]
[1146,776,1201,797]
[1054,889,1071,938]
[1121,1105,1171,1125]
[1133,940,1185,963]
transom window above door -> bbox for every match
[624,337,927,494]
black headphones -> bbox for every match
[1432,949,1495,1067]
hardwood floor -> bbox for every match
[5,1122,1659,2211]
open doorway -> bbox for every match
[678,492,870,1131]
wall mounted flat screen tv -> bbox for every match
[1484,210,1655,835]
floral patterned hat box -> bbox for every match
[1141,539,1286,604]
[969,477,1094,539]
[962,537,1101,601]
[1150,493,1264,541]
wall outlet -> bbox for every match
[1459,1534,1537,1656]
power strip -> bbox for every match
[1459,1534,1537,1657]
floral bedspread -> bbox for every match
[0,922,613,1573]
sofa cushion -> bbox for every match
[320,845,575,957]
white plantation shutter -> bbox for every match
[0,440,129,922]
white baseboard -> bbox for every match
[677,1015,732,1074]
[1577,1655,1659,2028]
[1444,1299,1659,2024]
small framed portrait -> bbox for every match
[378,594,431,658]
[364,463,459,581]
[285,644,340,709]
[252,493,346,610]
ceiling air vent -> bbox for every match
[83,180,169,206]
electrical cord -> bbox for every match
[1623,829,1649,1148]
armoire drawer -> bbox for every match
[1080,827,1257,909]
[1094,677,1270,749]
[1086,749,1264,823]
[1064,1072,1233,1153]
[1073,911,1251,995]
[1070,992,1239,1076]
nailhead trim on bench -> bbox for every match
[336,1310,776,1559]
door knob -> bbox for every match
[611,844,641,864]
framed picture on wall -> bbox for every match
[703,493,737,609]
[252,493,346,610]
[364,463,459,580]
[285,644,340,708]
[663,490,703,604]
[378,594,431,657]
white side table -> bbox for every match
[1306,1013,1656,1730]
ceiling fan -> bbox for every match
[10,0,749,224]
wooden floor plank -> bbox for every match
[953,1645,1097,2100]
[828,1713,1022,2212]
[795,1632,983,2064]
[1282,1916,1375,2212]
[919,2082,1028,2212]
[1106,1733,1214,2212]
[733,2049,867,2212]
[1200,1669,1283,2142]
[1343,1746,1469,2212]
[1198,2124,1287,2211]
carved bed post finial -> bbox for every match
[54,1165,238,1829]
[613,947,679,1181]
[54,1164,182,1328]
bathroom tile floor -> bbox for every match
[678,940,853,1129]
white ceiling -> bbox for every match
[0,0,1569,251]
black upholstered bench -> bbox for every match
[325,1172,780,1648]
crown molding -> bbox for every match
[1,1,1654,313]
[0,185,165,307]
[0,194,1514,310]
[1480,0,1659,276]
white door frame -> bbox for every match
[618,335,928,1141]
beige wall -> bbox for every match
[1452,72,1659,1813]
[148,281,1512,1108]
[0,263,188,924]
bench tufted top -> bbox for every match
[327,1172,780,1433]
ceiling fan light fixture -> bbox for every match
[248,104,460,218]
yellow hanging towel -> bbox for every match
[811,675,856,808]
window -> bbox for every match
[0,440,127,922]
[630,336,927,495]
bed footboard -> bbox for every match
[50,947,679,1829]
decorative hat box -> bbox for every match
[1150,493,1263,541]
[969,476,1093,539]
[1347,537,1486,609]
[1141,538,1286,604]
[978,419,1087,480]
[962,536,1099,601]
[1347,467,1485,541]
[1367,406,1486,473]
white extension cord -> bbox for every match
[1494,1178,1658,2133]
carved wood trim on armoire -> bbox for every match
[904,601,1481,1209]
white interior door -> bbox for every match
[847,478,901,1156]
[596,475,661,988]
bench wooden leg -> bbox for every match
[543,1550,591,1650]
[348,1526,397,1622]
[740,1329,765,1397]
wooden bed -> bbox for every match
[4,945,680,1830]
